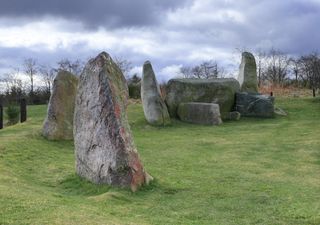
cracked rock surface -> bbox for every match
[236,92,274,118]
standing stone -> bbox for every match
[141,61,170,126]
[177,102,222,125]
[238,52,258,92]
[74,52,150,192]
[42,70,78,140]
[165,78,240,120]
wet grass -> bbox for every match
[0,97,319,225]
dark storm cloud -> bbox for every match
[0,0,191,28]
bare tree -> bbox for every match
[298,53,320,95]
[255,50,267,87]
[39,65,56,93]
[57,59,84,76]
[23,58,37,96]
[262,48,290,86]
[288,57,301,86]
[179,66,193,78]
[114,56,133,79]
[192,65,203,78]
[1,68,26,102]
[180,60,225,79]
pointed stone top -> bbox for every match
[144,60,151,65]
[97,51,110,59]
[242,51,254,58]
[88,51,113,67]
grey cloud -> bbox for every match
[0,0,191,28]
[168,0,320,54]
[1,0,320,81]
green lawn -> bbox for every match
[0,98,319,225]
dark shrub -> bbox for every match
[6,104,20,125]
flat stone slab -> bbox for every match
[236,92,274,118]
[165,78,240,120]
[177,102,223,125]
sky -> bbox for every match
[0,0,320,83]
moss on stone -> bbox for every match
[42,70,78,140]
[165,78,240,120]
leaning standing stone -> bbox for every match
[74,52,150,192]
[238,52,258,93]
[141,61,170,126]
[42,70,78,140]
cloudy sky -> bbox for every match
[0,0,319,82]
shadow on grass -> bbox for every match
[58,174,112,196]
[58,173,187,198]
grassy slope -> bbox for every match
[0,98,319,225]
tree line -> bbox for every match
[179,48,320,95]
[1,48,320,106]
[0,58,85,105]
[0,55,135,106]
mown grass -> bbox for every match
[0,97,319,225]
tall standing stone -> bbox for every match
[141,61,170,126]
[42,70,78,140]
[74,52,150,192]
[238,52,258,93]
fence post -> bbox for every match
[20,98,27,123]
[0,103,3,129]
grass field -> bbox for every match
[0,97,320,225]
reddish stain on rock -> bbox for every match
[129,152,146,192]
[74,52,149,192]
[114,103,121,119]
[120,127,125,136]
